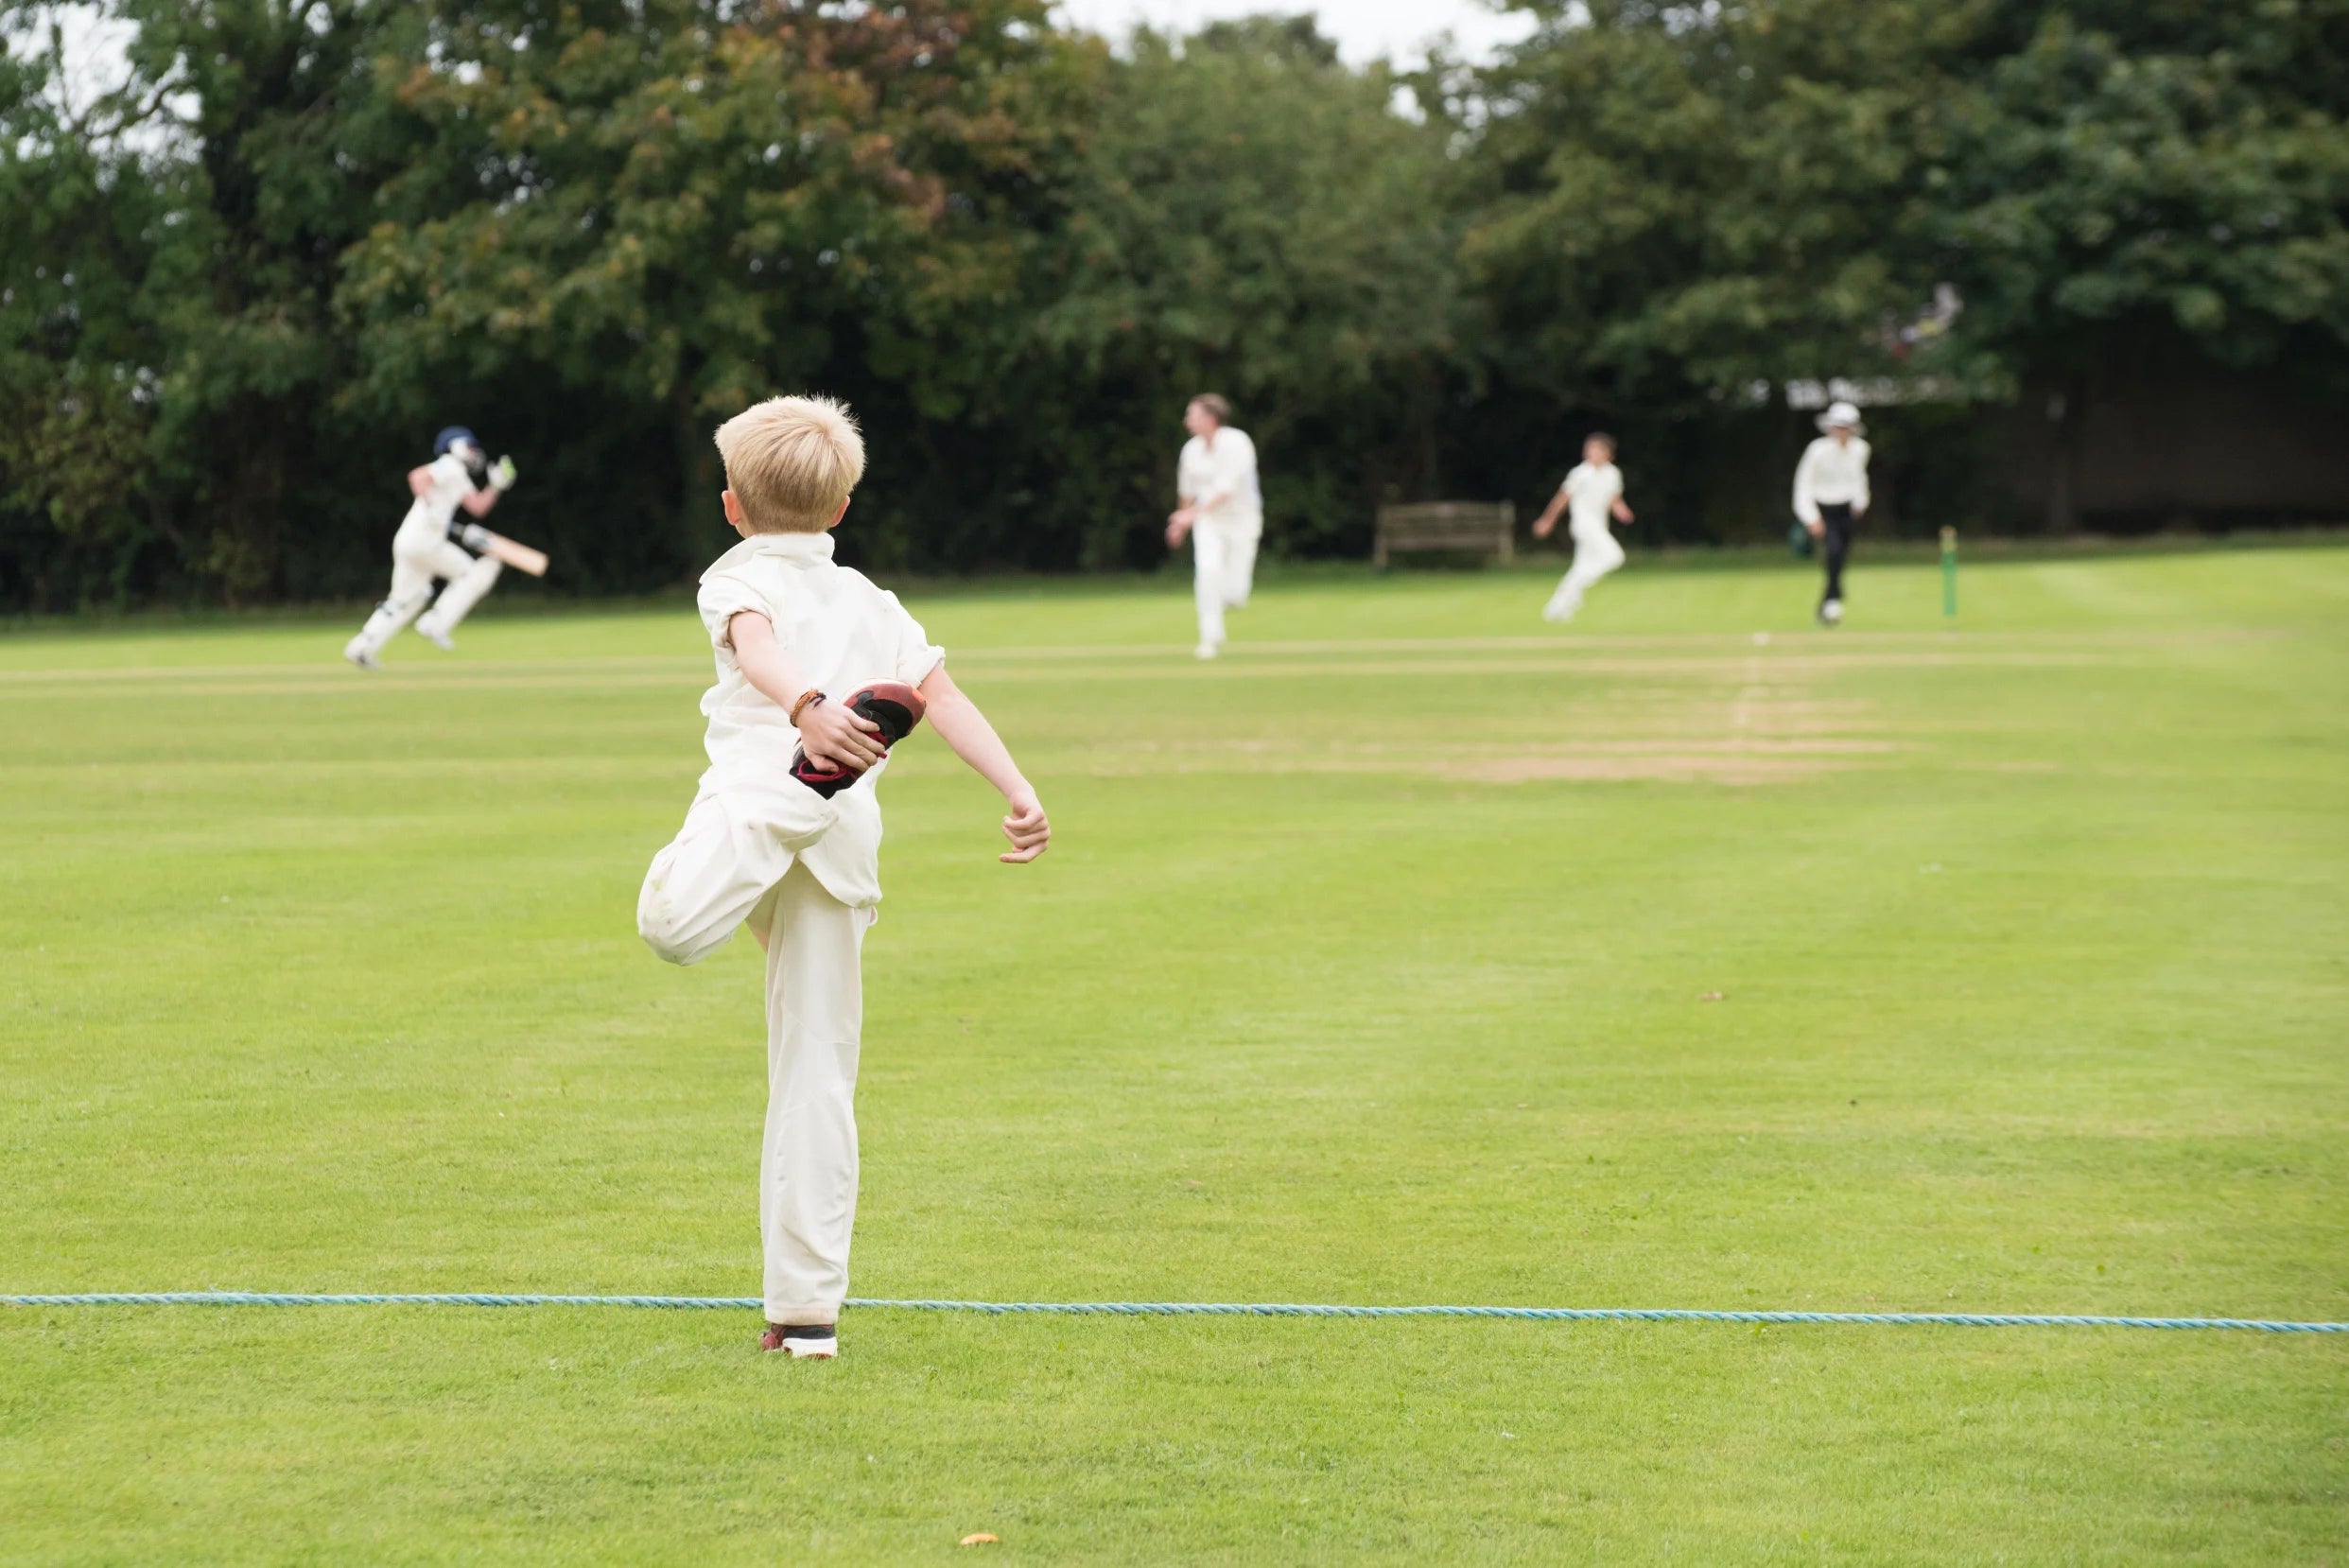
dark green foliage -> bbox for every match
[1456,0,2349,536]
[2,1,2344,607]
[1938,0,2349,370]
[1028,18,1467,565]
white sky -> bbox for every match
[1054,0,1540,67]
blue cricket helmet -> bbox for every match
[432,426,479,458]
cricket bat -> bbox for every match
[476,531,548,577]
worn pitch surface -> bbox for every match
[3,549,2344,1562]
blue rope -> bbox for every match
[2,1291,2342,1333]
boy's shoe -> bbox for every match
[1817,598,1844,626]
[760,1322,838,1359]
[1193,642,1220,660]
[791,680,927,798]
[420,627,455,652]
[343,637,380,671]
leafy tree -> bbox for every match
[0,6,175,605]
[338,0,1094,578]
[1932,0,2349,377]
[1459,0,1964,408]
[1029,15,1470,563]
[1444,1,1990,537]
[7,0,2344,605]
[1458,0,2349,534]
[1924,1,2349,522]
[2,0,434,604]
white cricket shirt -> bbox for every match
[1792,436,1871,525]
[691,530,946,909]
[1177,427,1262,533]
[393,453,478,552]
[1558,461,1625,539]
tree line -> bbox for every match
[3,0,2343,608]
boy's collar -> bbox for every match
[705,530,837,577]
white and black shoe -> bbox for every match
[343,637,381,671]
[1817,598,1844,626]
[759,1322,837,1359]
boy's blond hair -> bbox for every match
[713,394,866,533]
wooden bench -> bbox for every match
[1372,501,1516,567]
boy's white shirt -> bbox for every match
[1559,462,1624,538]
[1177,427,1262,533]
[693,530,946,911]
[394,453,477,552]
[1792,435,1871,525]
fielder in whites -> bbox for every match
[636,395,1050,1360]
[1165,393,1262,660]
[1792,400,1871,626]
[344,427,534,669]
[1531,431,1635,623]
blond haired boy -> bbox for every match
[636,394,1050,1358]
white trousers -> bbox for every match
[636,776,869,1324]
[349,535,503,656]
[1192,524,1261,648]
[636,770,837,967]
[1543,524,1625,619]
[753,862,870,1325]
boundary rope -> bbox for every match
[3,1292,2342,1333]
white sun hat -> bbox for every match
[1817,400,1865,433]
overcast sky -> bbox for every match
[1054,0,1540,67]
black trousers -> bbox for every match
[1818,502,1854,602]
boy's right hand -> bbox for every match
[1000,792,1050,863]
[796,697,887,776]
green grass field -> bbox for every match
[4,546,2345,1563]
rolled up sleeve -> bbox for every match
[884,592,947,686]
[697,573,770,651]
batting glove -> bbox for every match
[488,455,518,492]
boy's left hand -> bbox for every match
[1000,793,1050,863]
[798,699,887,775]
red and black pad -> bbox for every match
[790,680,928,798]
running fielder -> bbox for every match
[343,427,532,668]
[1164,393,1262,660]
[1532,431,1634,623]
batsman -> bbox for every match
[343,427,546,669]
